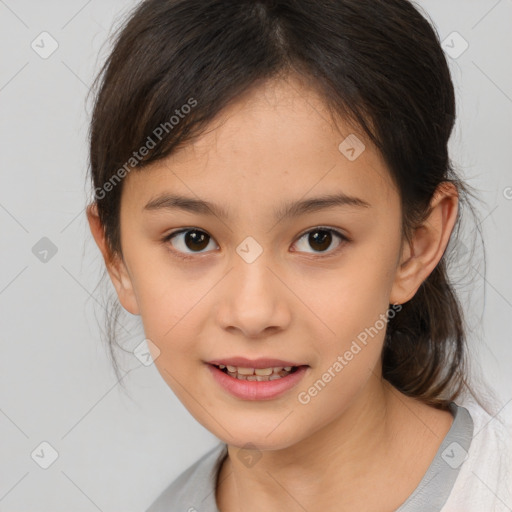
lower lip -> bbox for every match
[207,364,309,401]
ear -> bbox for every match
[86,203,140,315]
[389,182,458,305]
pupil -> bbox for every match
[310,230,331,251]
[184,230,332,253]
[185,230,209,251]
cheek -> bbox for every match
[299,248,396,392]
[126,244,200,332]
[294,287,389,421]
[128,261,205,366]
[307,250,396,338]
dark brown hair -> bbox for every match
[87,0,491,411]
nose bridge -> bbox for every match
[217,237,290,336]
[234,249,271,292]
[231,238,277,304]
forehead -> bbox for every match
[122,75,398,216]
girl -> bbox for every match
[86,0,511,510]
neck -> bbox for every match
[216,378,453,512]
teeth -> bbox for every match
[255,368,273,376]
[237,367,255,375]
[220,364,298,381]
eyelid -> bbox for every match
[162,226,350,260]
[162,227,218,261]
[296,225,350,242]
[292,226,350,257]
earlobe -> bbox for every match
[389,182,459,305]
[86,203,140,315]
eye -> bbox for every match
[292,227,349,256]
[162,226,349,261]
[162,228,218,260]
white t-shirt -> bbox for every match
[440,400,512,511]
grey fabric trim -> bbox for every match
[145,441,228,512]
[146,402,473,512]
[396,402,474,512]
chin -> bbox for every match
[214,423,306,452]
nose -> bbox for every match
[216,252,292,339]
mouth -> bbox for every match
[210,363,302,381]
[206,362,309,400]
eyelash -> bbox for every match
[161,226,350,261]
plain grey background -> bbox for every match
[1,1,511,510]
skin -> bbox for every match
[88,73,458,511]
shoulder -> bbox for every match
[442,400,512,512]
[145,442,228,512]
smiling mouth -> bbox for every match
[211,364,301,381]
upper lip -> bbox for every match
[207,357,306,369]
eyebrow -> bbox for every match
[143,192,371,220]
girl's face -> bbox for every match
[110,76,411,450]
